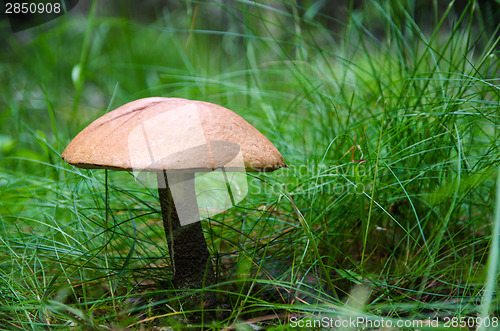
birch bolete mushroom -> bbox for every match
[62,97,286,290]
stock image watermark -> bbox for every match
[124,102,370,226]
[128,102,248,226]
[289,315,500,329]
[127,102,369,226]
[249,161,370,197]
[4,0,79,32]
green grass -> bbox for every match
[1,0,500,329]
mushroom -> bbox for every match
[62,97,286,292]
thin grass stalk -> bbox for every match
[478,169,500,330]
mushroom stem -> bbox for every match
[156,171,215,290]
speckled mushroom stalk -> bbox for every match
[61,97,287,292]
[156,170,215,289]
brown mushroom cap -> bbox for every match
[62,97,286,172]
